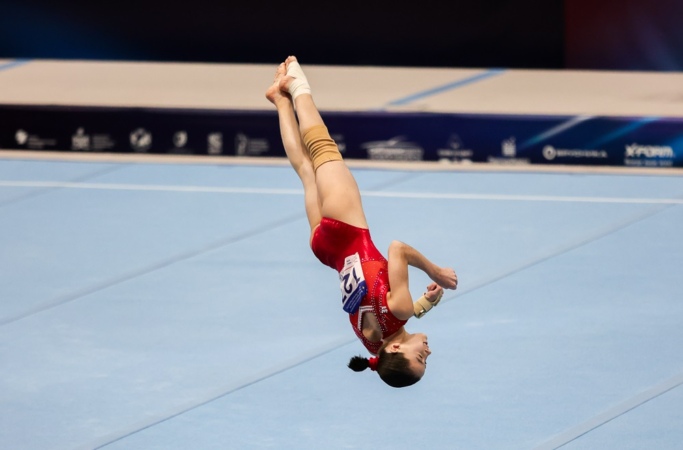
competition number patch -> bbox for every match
[340,253,367,314]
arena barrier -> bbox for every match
[1,105,682,168]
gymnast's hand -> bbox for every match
[433,267,458,290]
[424,283,444,302]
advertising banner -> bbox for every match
[1,105,681,168]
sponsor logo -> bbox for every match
[543,146,556,160]
[502,137,516,157]
[235,133,269,157]
[437,134,473,162]
[173,131,188,149]
[15,129,28,146]
[72,128,91,151]
[167,131,192,154]
[208,132,223,155]
[130,128,152,152]
[361,136,424,161]
[542,145,608,160]
[624,143,675,167]
[624,143,674,159]
[488,136,529,164]
[14,129,57,149]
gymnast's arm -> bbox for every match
[386,240,458,320]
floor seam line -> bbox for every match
[86,337,356,450]
[533,371,683,450]
[441,203,676,306]
[0,212,305,326]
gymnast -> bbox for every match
[265,57,458,388]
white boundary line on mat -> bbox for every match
[1,180,683,205]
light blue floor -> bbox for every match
[1,158,682,450]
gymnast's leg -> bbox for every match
[280,56,368,229]
[266,62,322,231]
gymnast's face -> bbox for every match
[396,332,431,377]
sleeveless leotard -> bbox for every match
[310,217,407,355]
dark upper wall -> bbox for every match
[565,0,683,71]
[3,1,681,71]
[0,1,564,68]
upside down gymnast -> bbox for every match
[265,56,458,388]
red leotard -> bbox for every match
[310,217,407,355]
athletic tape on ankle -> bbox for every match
[286,61,311,100]
[302,125,342,171]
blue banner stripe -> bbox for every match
[520,115,595,149]
[586,116,660,149]
[0,59,31,72]
[385,69,506,107]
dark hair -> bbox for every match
[348,352,421,388]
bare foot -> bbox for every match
[265,63,290,105]
[279,75,294,94]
